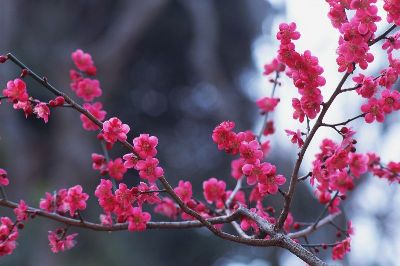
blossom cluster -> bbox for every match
[94,180,154,231]
[1,78,55,122]
[212,121,286,197]
[39,185,89,217]
[0,7,399,261]
[326,0,380,72]
[68,49,107,131]
[275,22,326,122]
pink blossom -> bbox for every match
[174,180,192,204]
[212,121,238,154]
[94,179,116,213]
[14,200,28,221]
[137,182,161,206]
[379,66,399,89]
[263,120,275,136]
[102,117,130,144]
[380,89,400,113]
[2,79,28,102]
[99,213,113,226]
[107,158,127,181]
[64,185,89,217]
[382,32,400,53]
[255,97,280,113]
[383,0,400,26]
[71,49,96,75]
[257,165,286,195]
[276,22,301,44]
[292,98,305,122]
[361,97,385,123]
[0,168,9,186]
[133,134,158,159]
[0,217,19,256]
[39,189,68,214]
[122,153,138,169]
[353,74,378,98]
[154,197,178,219]
[127,207,151,232]
[231,158,245,180]
[263,58,285,75]
[48,230,78,253]
[240,208,260,233]
[202,178,226,208]
[347,221,355,235]
[239,140,263,164]
[48,96,65,107]
[327,2,348,29]
[332,238,351,260]
[75,78,102,102]
[135,158,164,183]
[330,170,354,194]
[348,153,368,177]
[91,153,107,174]
[80,102,106,130]
[285,129,304,148]
[33,102,50,123]
[283,212,294,233]
[115,183,136,209]
[12,100,32,118]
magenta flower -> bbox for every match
[65,185,89,217]
[135,157,164,183]
[102,117,130,144]
[2,79,28,102]
[133,134,158,159]
[127,207,151,232]
[80,102,106,131]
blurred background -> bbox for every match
[0,0,399,265]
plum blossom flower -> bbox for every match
[75,78,102,102]
[80,102,106,131]
[255,97,280,113]
[174,180,193,204]
[361,97,385,123]
[0,217,19,256]
[332,238,351,260]
[127,207,151,232]
[135,158,164,183]
[133,134,158,159]
[102,117,130,144]
[107,158,127,181]
[14,200,28,221]
[48,230,78,253]
[202,178,226,208]
[64,185,89,216]
[154,197,178,219]
[122,153,138,169]
[2,79,28,102]
[71,49,96,75]
[285,129,304,148]
[33,102,50,123]
[0,168,9,186]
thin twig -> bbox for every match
[321,114,365,129]
[257,71,280,141]
[311,191,339,230]
[288,211,341,239]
